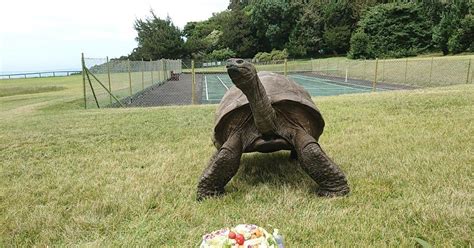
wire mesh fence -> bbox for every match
[83,54,472,108]
[191,56,469,102]
[82,54,182,108]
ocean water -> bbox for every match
[0,69,81,79]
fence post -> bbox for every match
[128,59,132,97]
[404,58,408,84]
[191,60,196,104]
[466,58,472,84]
[150,58,154,84]
[373,58,379,92]
[163,59,167,81]
[284,59,288,76]
[141,58,145,90]
[382,59,385,82]
[428,57,434,85]
[81,53,87,109]
[363,59,367,80]
[106,56,112,105]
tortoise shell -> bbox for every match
[213,72,325,148]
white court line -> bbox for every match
[204,75,209,101]
[291,75,371,91]
[294,74,392,91]
[216,76,229,91]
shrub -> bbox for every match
[348,31,373,59]
[253,50,288,62]
[206,48,236,61]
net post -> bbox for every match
[404,58,408,84]
[310,58,314,72]
[373,58,379,92]
[128,59,132,97]
[192,60,196,104]
[81,53,87,109]
[345,67,348,83]
[284,59,288,76]
[466,57,472,84]
[429,57,434,85]
[106,56,112,105]
[141,58,145,90]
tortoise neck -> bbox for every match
[236,74,277,137]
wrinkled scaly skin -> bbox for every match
[197,59,350,201]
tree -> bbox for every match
[249,0,300,52]
[433,1,473,54]
[321,1,356,55]
[350,3,432,58]
[286,1,323,57]
[130,10,184,60]
[220,7,259,58]
[183,11,231,58]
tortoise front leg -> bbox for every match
[293,131,350,197]
[197,135,242,201]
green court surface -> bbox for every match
[201,73,386,104]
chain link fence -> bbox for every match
[82,54,182,108]
[83,55,472,108]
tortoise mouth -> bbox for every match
[227,65,241,79]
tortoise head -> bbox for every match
[226,58,257,86]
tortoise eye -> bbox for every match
[236,59,244,64]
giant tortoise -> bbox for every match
[197,58,350,200]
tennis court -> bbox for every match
[201,73,390,104]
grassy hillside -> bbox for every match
[0,75,473,246]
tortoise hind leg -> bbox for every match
[293,131,350,197]
[197,134,243,201]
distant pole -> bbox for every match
[162,59,166,81]
[363,59,367,80]
[404,58,408,84]
[311,58,314,72]
[150,58,154,84]
[81,53,87,109]
[284,59,288,76]
[141,58,145,90]
[345,68,348,83]
[466,58,471,84]
[191,60,196,104]
[373,58,379,92]
[106,56,112,105]
[429,57,434,85]
[382,59,386,82]
[128,59,132,97]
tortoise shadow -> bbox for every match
[232,151,315,189]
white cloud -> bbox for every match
[0,0,228,72]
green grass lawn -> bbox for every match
[0,74,473,246]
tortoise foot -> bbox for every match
[316,185,350,197]
[197,188,225,201]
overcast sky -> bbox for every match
[0,0,228,72]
